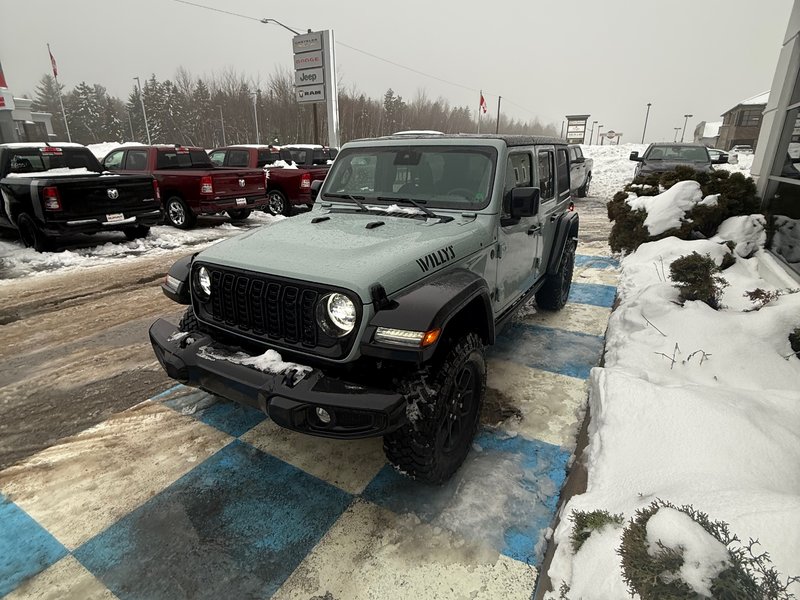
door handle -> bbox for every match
[527,225,541,236]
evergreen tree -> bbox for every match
[33,74,67,139]
[68,81,103,143]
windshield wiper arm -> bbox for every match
[323,192,368,212]
[375,196,443,220]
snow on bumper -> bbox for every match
[148,318,408,439]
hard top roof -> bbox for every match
[353,133,567,146]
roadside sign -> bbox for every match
[295,67,324,87]
[297,84,325,103]
[606,130,616,139]
[294,51,323,70]
[292,32,322,54]
[565,113,590,145]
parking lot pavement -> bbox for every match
[0,253,618,600]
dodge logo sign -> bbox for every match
[107,188,119,200]
[238,179,246,188]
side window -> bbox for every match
[208,151,226,167]
[503,152,532,217]
[103,150,124,170]
[568,147,576,162]
[575,146,583,160]
[125,150,148,171]
[537,150,555,201]
[227,150,250,167]
[556,148,570,195]
[256,150,274,167]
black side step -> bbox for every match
[311,216,330,224]
[366,221,385,229]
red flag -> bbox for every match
[48,44,58,78]
[479,93,487,114]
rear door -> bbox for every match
[535,145,561,274]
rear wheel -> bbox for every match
[18,213,50,252]
[123,225,150,241]
[165,196,196,229]
[383,333,486,484]
[267,190,292,216]
[536,239,576,310]
[226,208,252,221]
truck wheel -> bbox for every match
[123,225,150,241]
[18,213,51,252]
[535,239,576,311]
[577,172,592,198]
[267,190,292,216]
[165,196,196,229]
[383,333,486,484]
[226,208,252,221]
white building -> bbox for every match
[752,1,800,278]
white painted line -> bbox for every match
[3,555,119,600]
[272,499,537,600]
[241,420,386,495]
[0,402,232,550]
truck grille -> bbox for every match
[194,264,357,359]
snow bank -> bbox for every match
[626,180,706,235]
[580,143,646,200]
[546,232,800,597]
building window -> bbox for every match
[737,108,762,127]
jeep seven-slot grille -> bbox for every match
[206,268,325,349]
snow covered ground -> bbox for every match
[545,223,800,598]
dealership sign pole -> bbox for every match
[293,30,340,149]
[565,114,590,145]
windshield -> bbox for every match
[7,148,103,174]
[322,145,497,210]
[645,145,710,162]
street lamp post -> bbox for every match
[219,105,226,146]
[674,127,682,142]
[589,120,598,145]
[251,92,260,145]
[134,76,151,145]
[641,103,652,143]
[597,125,604,145]
[681,113,693,143]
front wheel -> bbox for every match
[165,196,196,229]
[266,190,292,216]
[535,239,576,311]
[18,213,50,252]
[383,333,486,484]
[226,208,252,221]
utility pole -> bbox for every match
[251,92,260,144]
[674,127,682,142]
[681,113,693,143]
[560,120,565,137]
[495,96,501,134]
[641,103,651,143]
[134,76,151,145]
[597,125,604,144]
[219,105,226,146]
[589,120,597,144]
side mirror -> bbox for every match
[279,149,294,164]
[629,151,642,162]
[510,187,540,218]
[310,179,323,201]
[573,156,585,164]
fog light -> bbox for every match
[315,407,331,424]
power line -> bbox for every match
[168,0,542,120]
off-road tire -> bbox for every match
[123,225,150,241]
[577,172,592,197]
[383,333,486,484]
[226,208,252,221]
[178,307,200,332]
[267,190,292,216]
[165,195,196,229]
[18,213,50,252]
[536,239,576,310]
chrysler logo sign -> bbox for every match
[238,179,246,188]
[107,188,119,199]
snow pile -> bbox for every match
[267,160,298,170]
[5,167,97,178]
[86,141,145,160]
[715,151,754,178]
[546,226,800,598]
[626,180,708,235]
[713,214,766,258]
[366,204,426,216]
[197,346,311,383]
[580,143,646,200]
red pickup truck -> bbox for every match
[209,145,333,216]
[102,145,267,228]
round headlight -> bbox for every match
[317,293,356,336]
[196,266,212,299]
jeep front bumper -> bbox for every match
[149,318,408,439]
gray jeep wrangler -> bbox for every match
[150,134,578,483]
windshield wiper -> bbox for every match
[323,192,368,212]
[375,196,445,221]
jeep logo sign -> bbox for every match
[295,68,324,87]
[107,188,119,200]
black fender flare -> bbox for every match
[161,254,195,304]
[546,211,579,275]
[361,268,494,364]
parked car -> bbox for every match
[629,143,728,180]
[209,144,332,216]
[568,145,593,197]
[0,143,160,251]
[102,145,267,229]
[150,133,579,483]
[730,144,754,154]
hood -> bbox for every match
[641,160,711,172]
[196,209,494,303]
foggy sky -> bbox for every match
[0,0,793,144]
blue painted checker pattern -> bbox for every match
[0,494,67,597]
[1,255,619,598]
[490,322,606,380]
[73,440,352,600]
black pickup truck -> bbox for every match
[0,143,161,251]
